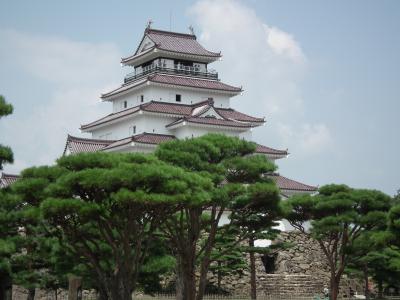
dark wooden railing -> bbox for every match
[124,65,218,83]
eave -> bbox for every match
[121,48,221,67]
[101,74,242,101]
[166,117,256,132]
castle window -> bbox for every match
[176,94,181,102]
[129,125,136,136]
[141,95,144,103]
[123,101,127,108]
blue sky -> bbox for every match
[0,0,399,195]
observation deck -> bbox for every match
[124,64,218,83]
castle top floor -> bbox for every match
[121,27,221,67]
[121,27,221,83]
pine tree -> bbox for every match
[284,185,391,300]
[39,152,211,300]
[208,228,247,293]
[0,189,20,300]
[9,166,70,300]
[156,134,281,300]
[0,95,14,170]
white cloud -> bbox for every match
[278,123,333,156]
[189,0,332,158]
[263,25,305,64]
[0,29,122,173]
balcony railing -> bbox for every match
[124,64,218,83]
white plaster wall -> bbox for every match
[171,125,249,140]
[91,115,144,140]
[106,146,155,154]
[91,114,180,140]
[140,114,176,135]
[112,87,148,112]
[147,86,231,107]
[112,85,232,112]
[218,210,231,226]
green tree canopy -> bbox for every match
[0,95,14,170]
[389,203,400,245]
[284,185,392,300]
[37,152,212,300]
[8,166,71,300]
[0,189,20,300]
[156,134,281,300]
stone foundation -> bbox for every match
[205,231,361,297]
[11,231,362,299]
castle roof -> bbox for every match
[270,174,317,192]
[0,172,19,188]
[63,135,115,155]
[103,132,175,151]
[64,133,287,161]
[63,134,309,192]
[121,28,221,65]
[255,144,288,158]
[81,100,263,131]
[166,116,255,129]
[101,73,242,100]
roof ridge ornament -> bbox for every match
[188,25,195,36]
[146,19,153,32]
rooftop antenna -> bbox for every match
[169,11,172,31]
[146,19,153,30]
[189,25,195,36]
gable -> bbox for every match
[198,106,225,119]
[137,36,155,54]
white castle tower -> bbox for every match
[63,25,316,198]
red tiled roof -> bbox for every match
[103,133,175,150]
[166,116,255,129]
[255,144,288,156]
[63,133,175,154]
[63,135,114,155]
[144,101,194,115]
[149,74,241,92]
[217,108,264,123]
[146,29,220,57]
[101,74,241,99]
[271,174,317,192]
[64,134,289,163]
[121,28,220,64]
[81,106,141,130]
[81,100,263,131]
[0,173,19,188]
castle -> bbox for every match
[1,24,332,297]
[61,25,317,203]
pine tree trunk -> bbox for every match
[27,288,35,300]
[196,254,212,300]
[249,237,257,300]
[68,276,82,300]
[96,288,108,300]
[217,261,222,291]
[330,276,340,300]
[175,258,185,300]
[183,261,196,300]
[0,274,6,300]
[378,279,383,299]
[364,264,369,300]
[0,273,12,300]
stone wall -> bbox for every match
[11,231,362,299]
[207,231,361,297]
